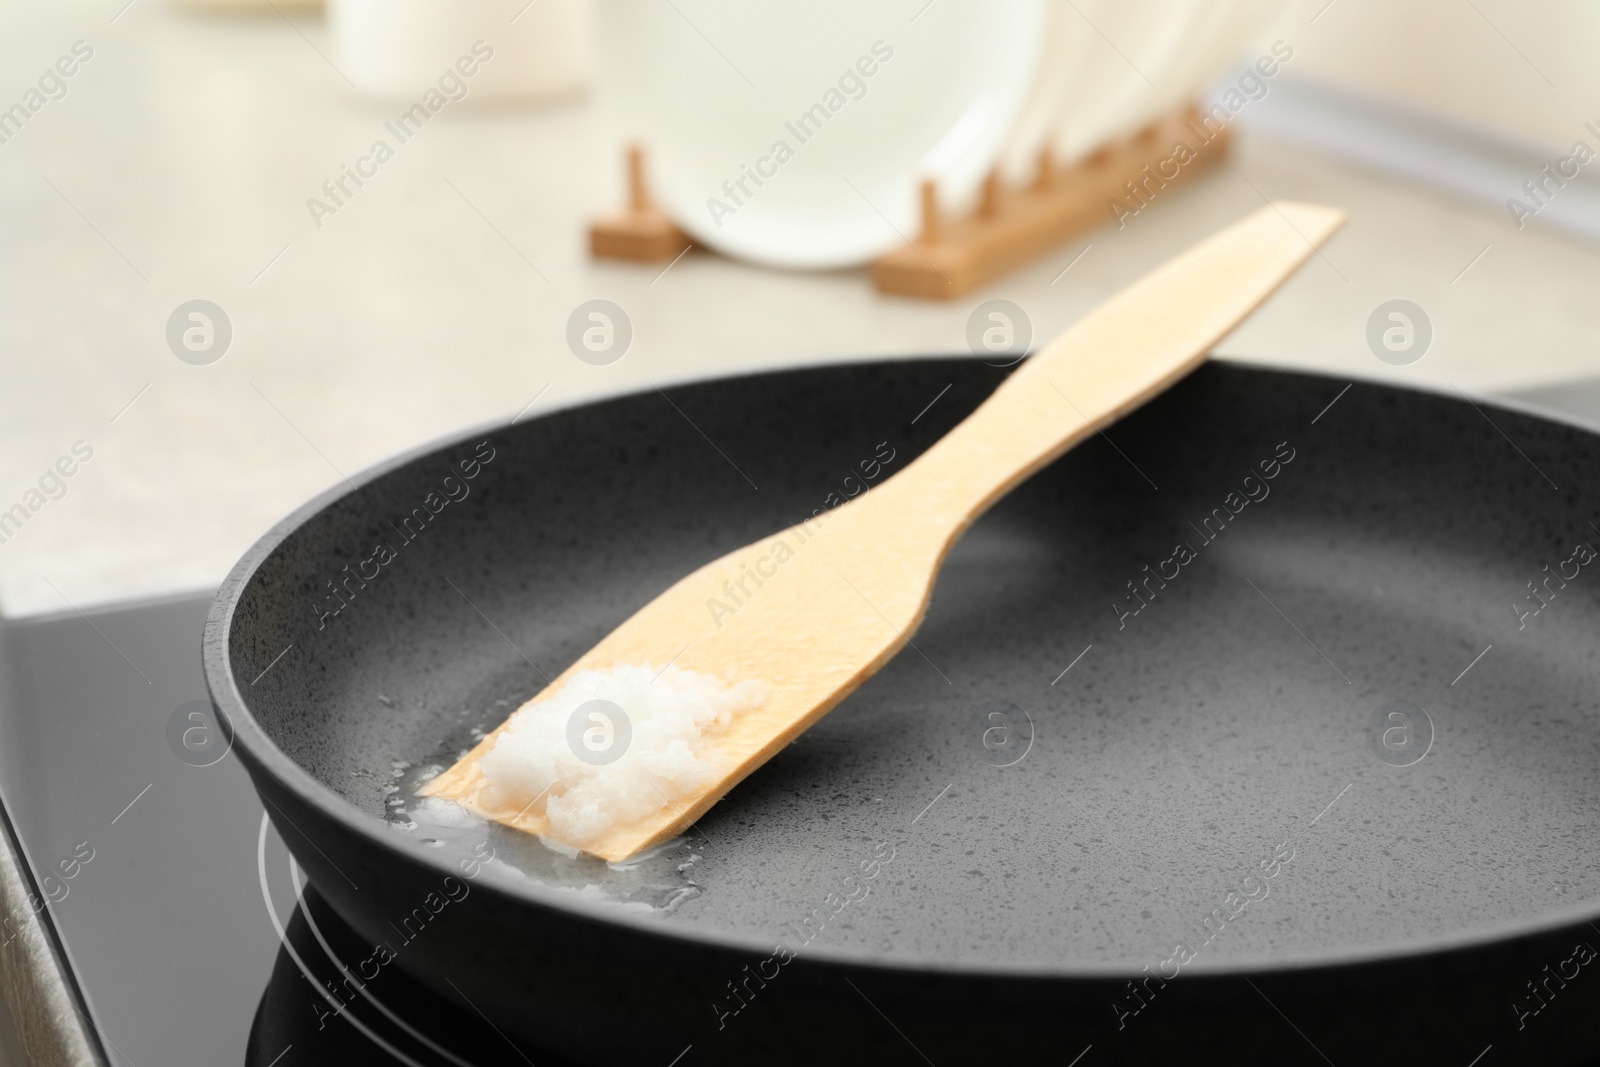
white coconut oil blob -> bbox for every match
[478,664,767,848]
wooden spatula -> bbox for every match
[426,201,1345,861]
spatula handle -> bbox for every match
[880,202,1345,535]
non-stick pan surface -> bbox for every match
[207,359,1600,1066]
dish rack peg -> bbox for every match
[979,169,1002,219]
[588,144,694,263]
[1033,146,1056,190]
[626,143,649,212]
[919,179,942,245]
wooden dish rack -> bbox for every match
[588,102,1230,300]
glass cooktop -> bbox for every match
[0,592,577,1066]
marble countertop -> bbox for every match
[3,2,1600,618]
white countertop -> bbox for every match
[3,2,1600,618]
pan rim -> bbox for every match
[204,353,1600,981]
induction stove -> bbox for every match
[0,592,579,1066]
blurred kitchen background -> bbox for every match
[3,0,1600,629]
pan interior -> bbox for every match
[233,360,1600,971]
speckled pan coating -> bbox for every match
[207,359,1600,1065]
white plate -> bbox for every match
[598,0,1044,269]
[995,0,1102,182]
[1112,0,1237,142]
[1189,0,1290,94]
[1050,0,1204,162]
[1104,0,1290,144]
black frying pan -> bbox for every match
[206,359,1600,1066]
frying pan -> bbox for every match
[206,358,1600,1066]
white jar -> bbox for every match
[329,0,592,105]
